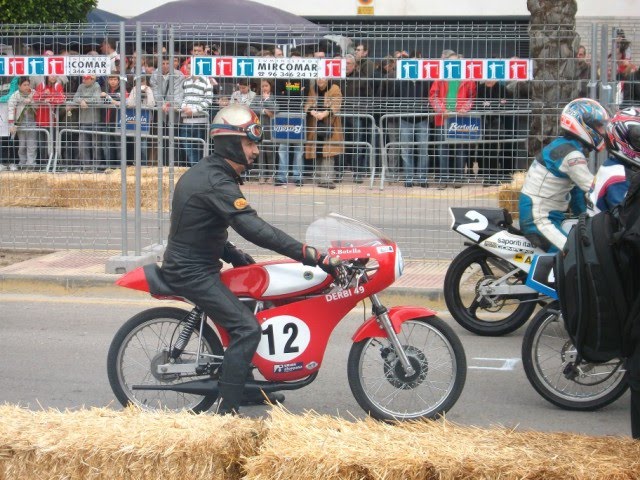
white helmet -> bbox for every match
[560,98,611,151]
[210,104,262,142]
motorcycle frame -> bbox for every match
[117,241,436,383]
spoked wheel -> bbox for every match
[347,317,466,421]
[521,302,628,411]
[107,307,224,413]
[444,245,538,336]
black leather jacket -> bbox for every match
[161,154,305,277]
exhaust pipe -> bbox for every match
[132,373,318,396]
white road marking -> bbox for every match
[468,357,521,371]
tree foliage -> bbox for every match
[0,0,98,24]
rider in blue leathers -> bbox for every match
[518,98,611,252]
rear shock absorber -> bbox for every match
[170,307,203,359]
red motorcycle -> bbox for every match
[107,214,467,421]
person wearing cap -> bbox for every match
[160,104,344,415]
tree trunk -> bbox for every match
[527,0,580,157]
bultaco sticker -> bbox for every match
[234,198,248,209]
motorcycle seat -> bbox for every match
[143,263,179,297]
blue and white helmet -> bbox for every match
[560,98,611,151]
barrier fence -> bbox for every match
[0,19,638,261]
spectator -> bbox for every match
[100,72,128,168]
[342,53,376,183]
[378,56,401,182]
[100,37,120,72]
[250,79,277,182]
[180,42,206,77]
[476,79,508,185]
[273,74,305,186]
[7,77,37,170]
[179,73,213,167]
[304,77,344,189]
[151,56,184,166]
[576,45,591,97]
[429,51,477,188]
[230,78,256,105]
[385,57,430,188]
[126,75,156,166]
[0,76,20,171]
[67,74,104,172]
[619,60,640,107]
[33,74,65,167]
[354,41,378,78]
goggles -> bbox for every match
[210,123,263,143]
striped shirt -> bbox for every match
[180,75,213,124]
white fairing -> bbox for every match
[263,263,328,297]
[479,230,545,273]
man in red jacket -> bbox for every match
[429,51,477,189]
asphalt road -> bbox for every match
[0,290,631,438]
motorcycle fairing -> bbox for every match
[351,306,437,343]
[478,230,544,273]
[449,207,513,243]
[525,254,559,300]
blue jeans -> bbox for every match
[436,124,467,182]
[276,142,303,183]
[179,123,208,167]
[399,118,429,184]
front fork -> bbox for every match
[370,293,416,376]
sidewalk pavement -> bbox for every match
[0,250,449,300]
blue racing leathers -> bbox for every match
[518,137,593,252]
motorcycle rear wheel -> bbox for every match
[444,245,538,336]
[347,316,467,421]
[521,302,628,411]
[107,307,223,413]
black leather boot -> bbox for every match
[241,370,285,405]
[217,381,245,415]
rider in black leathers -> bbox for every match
[161,104,342,415]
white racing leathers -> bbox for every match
[518,137,594,252]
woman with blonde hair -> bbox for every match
[304,77,344,189]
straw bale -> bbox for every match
[245,408,640,480]
[0,168,188,211]
[498,171,526,219]
[0,404,265,480]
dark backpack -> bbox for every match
[556,174,640,363]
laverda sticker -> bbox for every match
[376,246,394,253]
[274,362,303,373]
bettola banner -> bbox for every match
[396,58,532,81]
[0,56,111,76]
[190,57,346,79]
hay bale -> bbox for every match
[498,171,525,219]
[0,405,265,480]
[245,408,640,480]
[0,168,188,211]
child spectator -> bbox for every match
[126,75,156,166]
[33,75,65,166]
[7,77,37,170]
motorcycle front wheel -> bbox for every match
[444,245,538,336]
[521,302,628,411]
[107,307,224,413]
[347,316,467,421]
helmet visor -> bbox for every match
[210,123,263,143]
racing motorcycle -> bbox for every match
[107,214,467,421]
[445,207,552,336]
[520,255,628,411]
